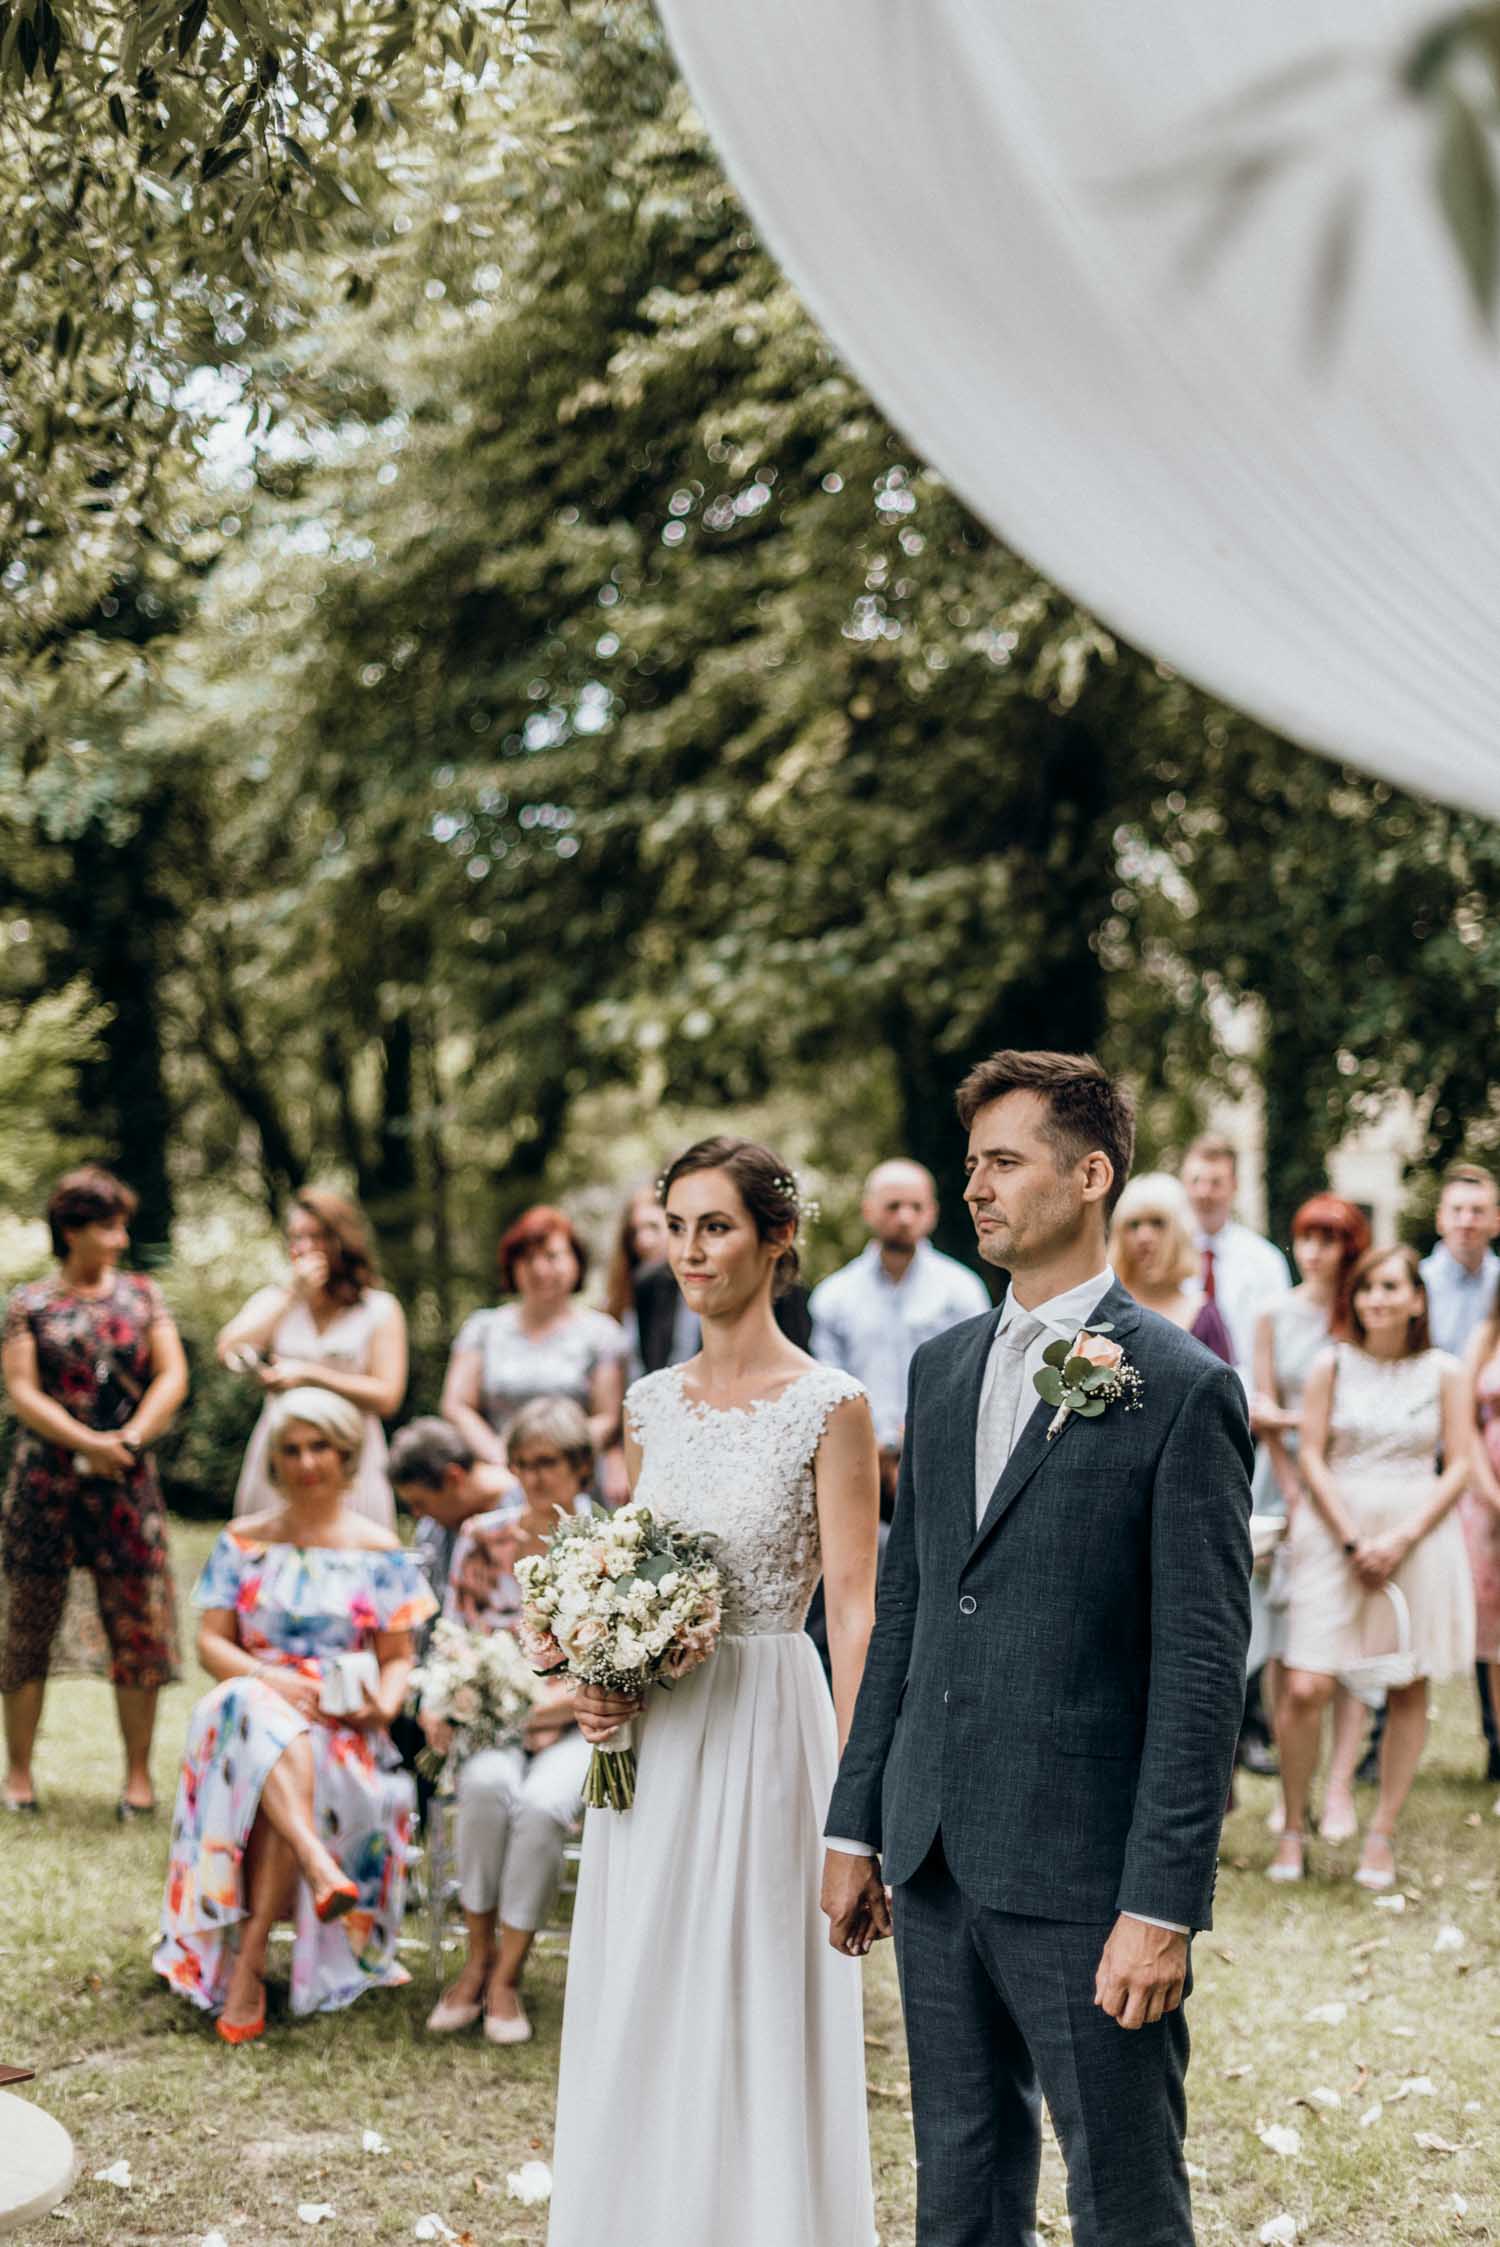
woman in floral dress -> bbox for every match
[1,1165,189,1817]
[154,1388,435,2042]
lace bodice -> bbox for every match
[1327,1344,1452,1481]
[624,1363,867,1635]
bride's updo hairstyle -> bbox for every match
[658,1137,801,1297]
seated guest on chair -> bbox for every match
[153,1389,436,2043]
[423,1396,594,2047]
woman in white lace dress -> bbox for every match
[547,1139,881,2247]
[1275,1245,1473,1890]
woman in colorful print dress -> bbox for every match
[2,1165,189,1817]
[154,1387,436,2043]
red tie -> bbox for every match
[1201,1245,1217,1302]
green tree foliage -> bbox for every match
[0,977,109,1206]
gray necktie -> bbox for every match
[975,1314,1046,1528]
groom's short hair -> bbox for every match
[955,1049,1136,1216]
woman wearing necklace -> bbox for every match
[154,1387,436,2042]
[546,1139,881,2247]
[1,1165,189,1818]
[218,1189,407,1531]
[1273,1245,1473,1888]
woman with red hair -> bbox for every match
[440,1207,627,1477]
[1251,1194,1370,1851]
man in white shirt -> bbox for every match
[1181,1134,1292,1385]
[810,1159,991,1464]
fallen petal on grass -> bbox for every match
[1256,2123,1302,2158]
[91,2162,131,2189]
[1258,2217,1300,2245]
[1360,2102,1384,2128]
[1302,2002,1347,2026]
[297,2207,337,2226]
[1391,2076,1437,2101]
[505,2160,553,2205]
[1415,2132,1462,2154]
[361,2129,390,2155]
[1433,1924,1466,1954]
[412,2223,457,2244]
[1373,1893,1407,1913]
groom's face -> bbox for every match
[963,1092,1095,1271]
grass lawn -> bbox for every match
[3,1517,1498,2244]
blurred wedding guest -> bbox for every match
[1460,1306,1500,1793]
[809,1159,989,1490]
[153,1389,436,2043]
[1420,1167,1500,1774]
[441,1207,627,1484]
[422,1396,592,2046]
[217,1189,406,1531]
[1251,1194,1371,1840]
[608,1186,697,1377]
[2,1165,189,1819]
[1109,1172,1234,1361]
[1271,1246,1472,1889]
[389,1417,517,1612]
[1181,1133,1291,1382]
[1420,1165,1500,1355]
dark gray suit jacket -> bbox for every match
[825,1282,1253,1930]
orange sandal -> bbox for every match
[215,2001,266,2046]
[314,1878,359,1924]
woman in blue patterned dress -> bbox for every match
[154,1388,436,2042]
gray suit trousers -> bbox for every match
[894,1840,1192,2247]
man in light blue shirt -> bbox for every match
[1419,1165,1500,1357]
[810,1160,991,1456]
[1420,1163,1500,1777]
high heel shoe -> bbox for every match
[215,2000,267,2046]
[314,1878,359,1924]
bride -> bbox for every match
[546,1137,882,2247]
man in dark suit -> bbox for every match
[822,1049,1252,2247]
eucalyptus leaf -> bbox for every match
[1042,1338,1072,1370]
[1074,1397,1108,1418]
[1034,1368,1067,1407]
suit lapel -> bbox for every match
[955,1303,1006,1533]
[966,1282,1143,1561]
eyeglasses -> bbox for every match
[511,1451,569,1474]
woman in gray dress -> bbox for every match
[440,1206,627,1482]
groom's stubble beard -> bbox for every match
[971,1175,1094,1275]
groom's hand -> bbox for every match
[821,1848,892,1956]
[1094,1916,1188,2030]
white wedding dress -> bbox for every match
[547,1362,878,2247]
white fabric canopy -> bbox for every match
[654,0,1500,812]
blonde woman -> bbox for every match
[1109,1173,1234,1363]
[154,1388,436,2042]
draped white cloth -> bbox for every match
[654,0,1500,812]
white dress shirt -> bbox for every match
[810,1240,992,1448]
[1195,1220,1291,1385]
[1419,1242,1500,1358]
[828,1263,1187,1931]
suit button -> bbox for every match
[959,1595,977,1616]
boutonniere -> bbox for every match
[1033,1323,1144,1440]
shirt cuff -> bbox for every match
[825,1836,879,1857]
[1125,1912,1190,1934]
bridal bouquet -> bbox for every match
[515,1504,723,1810]
[408,1621,542,1793]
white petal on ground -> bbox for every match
[1360,2103,1385,2128]
[412,2223,458,2244]
[1301,2088,1342,2111]
[297,2208,337,2226]
[202,2234,231,2247]
[1433,1924,1466,1954]
[1258,2217,1300,2245]
[1373,1893,1407,1913]
[1303,2003,1347,2026]
[1452,2194,1470,2216]
[1257,2124,1302,2158]
[1415,2132,1462,2154]
[1392,2077,1438,2101]
[505,2160,554,2205]
[91,2163,132,2189]
[361,2130,390,2156]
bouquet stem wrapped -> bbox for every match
[517,1503,723,1813]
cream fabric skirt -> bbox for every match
[1283,1478,1475,1682]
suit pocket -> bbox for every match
[1053,1707,1140,1760]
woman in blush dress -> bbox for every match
[154,1388,435,2041]
[546,1139,880,2247]
[218,1190,407,1531]
[1252,1194,1370,1848]
[1460,1297,1500,1793]
[1275,1246,1473,1889]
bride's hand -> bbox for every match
[575,1683,643,1744]
[821,1848,892,1955]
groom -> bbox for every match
[823,1049,1252,2247]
